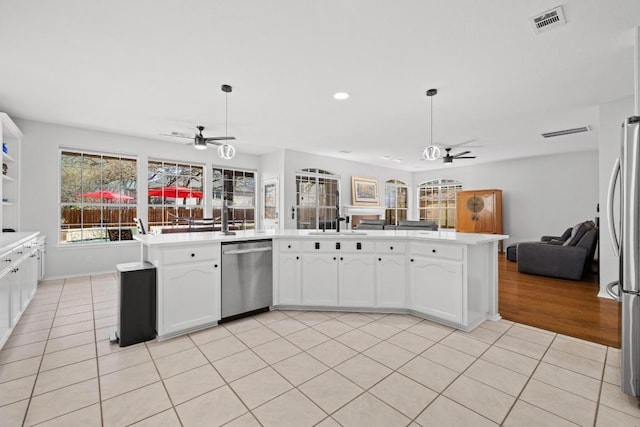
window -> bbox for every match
[295,169,339,229]
[60,150,137,244]
[212,167,256,230]
[384,179,408,225]
[148,160,204,227]
[418,179,462,229]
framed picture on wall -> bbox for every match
[351,176,379,205]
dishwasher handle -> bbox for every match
[223,247,273,255]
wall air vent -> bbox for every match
[530,6,566,34]
[542,126,590,138]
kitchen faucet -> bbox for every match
[335,190,346,232]
[221,198,236,235]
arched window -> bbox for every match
[418,179,462,229]
[384,179,408,225]
[295,169,340,229]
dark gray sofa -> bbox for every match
[354,219,386,230]
[516,221,598,281]
[383,220,439,231]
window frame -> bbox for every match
[148,159,205,228]
[417,178,462,229]
[212,166,257,230]
[384,179,408,226]
[59,148,138,245]
[294,168,341,230]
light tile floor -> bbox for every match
[0,274,639,426]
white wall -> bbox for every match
[598,96,634,297]
[259,149,285,229]
[281,150,413,229]
[17,118,260,279]
[414,151,599,249]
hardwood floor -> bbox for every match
[498,256,621,348]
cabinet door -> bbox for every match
[277,253,301,305]
[302,254,338,306]
[474,192,496,233]
[9,267,21,326]
[162,261,219,335]
[456,192,475,233]
[0,273,10,347]
[376,254,406,308]
[339,254,375,307]
[410,256,463,324]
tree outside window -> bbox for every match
[60,150,137,244]
[295,169,339,230]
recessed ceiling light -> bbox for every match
[333,92,350,100]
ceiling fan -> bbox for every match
[162,125,236,150]
[442,147,476,164]
[161,84,237,152]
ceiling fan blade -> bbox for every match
[456,156,476,159]
[452,151,471,157]
[203,136,236,142]
[159,132,193,139]
[449,139,478,148]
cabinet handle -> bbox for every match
[336,242,341,250]
[214,264,218,268]
[191,253,195,258]
[296,256,299,260]
[288,244,291,249]
[333,257,336,260]
[410,259,414,262]
[432,249,436,253]
[340,257,343,261]
[4,259,11,263]
[378,257,382,261]
[390,246,394,250]
[16,251,23,255]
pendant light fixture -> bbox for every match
[218,84,236,160]
[422,88,440,161]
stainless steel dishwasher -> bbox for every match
[221,240,273,322]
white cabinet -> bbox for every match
[155,244,221,338]
[339,254,375,307]
[409,255,463,324]
[274,241,301,305]
[376,254,406,308]
[9,264,21,326]
[302,254,338,305]
[0,113,22,233]
[0,270,11,346]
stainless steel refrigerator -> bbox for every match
[606,115,640,397]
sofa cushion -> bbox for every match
[563,221,594,246]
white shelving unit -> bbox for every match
[0,113,22,233]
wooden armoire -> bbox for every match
[456,189,503,248]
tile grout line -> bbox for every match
[21,278,65,426]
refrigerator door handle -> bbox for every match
[606,281,622,302]
[607,157,621,256]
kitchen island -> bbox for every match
[135,229,507,340]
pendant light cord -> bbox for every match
[430,95,433,147]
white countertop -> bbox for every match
[134,229,508,246]
[0,231,40,254]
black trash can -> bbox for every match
[112,261,157,347]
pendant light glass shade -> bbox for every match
[218,143,235,160]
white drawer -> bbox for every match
[375,242,406,254]
[410,242,463,261]
[340,240,375,253]
[162,245,220,265]
[279,240,301,252]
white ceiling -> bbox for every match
[0,0,638,171]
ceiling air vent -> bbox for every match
[530,6,566,34]
[542,126,590,138]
